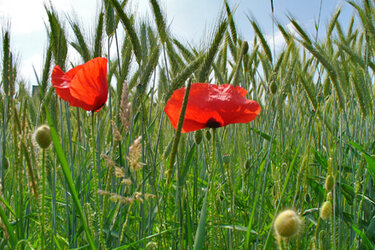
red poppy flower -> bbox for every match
[51,57,108,112]
[164,83,261,133]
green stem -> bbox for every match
[167,79,193,184]
[209,129,217,248]
[41,149,46,249]
[91,113,105,248]
[225,157,236,249]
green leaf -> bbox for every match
[193,190,208,250]
[179,144,196,186]
[352,224,375,249]
[347,140,375,180]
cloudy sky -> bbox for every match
[0,0,353,86]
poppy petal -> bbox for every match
[51,65,74,102]
[164,83,260,133]
[69,57,108,111]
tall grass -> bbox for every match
[1,0,375,249]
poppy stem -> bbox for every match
[208,128,217,247]
[166,79,193,185]
[91,113,104,248]
[41,149,46,250]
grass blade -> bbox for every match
[193,190,208,250]
[110,0,142,63]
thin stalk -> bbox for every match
[91,113,104,248]
[208,129,218,248]
[65,102,76,247]
[225,160,236,249]
[41,149,46,249]
[59,101,70,243]
[0,96,7,184]
[52,155,57,249]
[166,79,193,184]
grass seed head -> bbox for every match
[34,125,51,149]
[274,209,301,238]
[115,167,125,178]
[119,80,131,132]
[127,136,144,171]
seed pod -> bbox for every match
[320,201,332,220]
[205,130,211,141]
[274,209,301,238]
[34,125,52,149]
[270,80,277,94]
[304,193,311,203]
[242,41,249,54]
[245,159,251,169]
[194,130,203,145]
[3,157,9,170]
[223,155,230,165]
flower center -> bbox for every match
[205,118,222,128]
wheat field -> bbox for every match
[0,0,375,249]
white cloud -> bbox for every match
[19,52,43,85]
[0,0,100,84]
[0,0,45,34]
[265,22,300,54]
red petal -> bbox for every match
[69,57,108,111]
[164,83,260,133]
[66,64,85,79]
[51,65,74,102]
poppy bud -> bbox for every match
[270,80,277,94]
[323,78,331,97]
[242,41,249,55]
[34,125,52,149]
[245,159,251,169]
[223,155,230,165]
[325,175,334,191]
[274,209,301,238]
[3,157,9,170]
[320,201,332,220]
[194,130,203,145]
[304,193,311,203]
[205,130,211,141]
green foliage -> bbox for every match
[46,6,67,68]
[110,0,142,63]
[197,19,227,82]
[2,31,10,95]
[69,20,91,61]
[149,0,168,44]
[94,12,104,58]
[251,20,273,63]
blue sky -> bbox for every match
[0,0,354,86]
